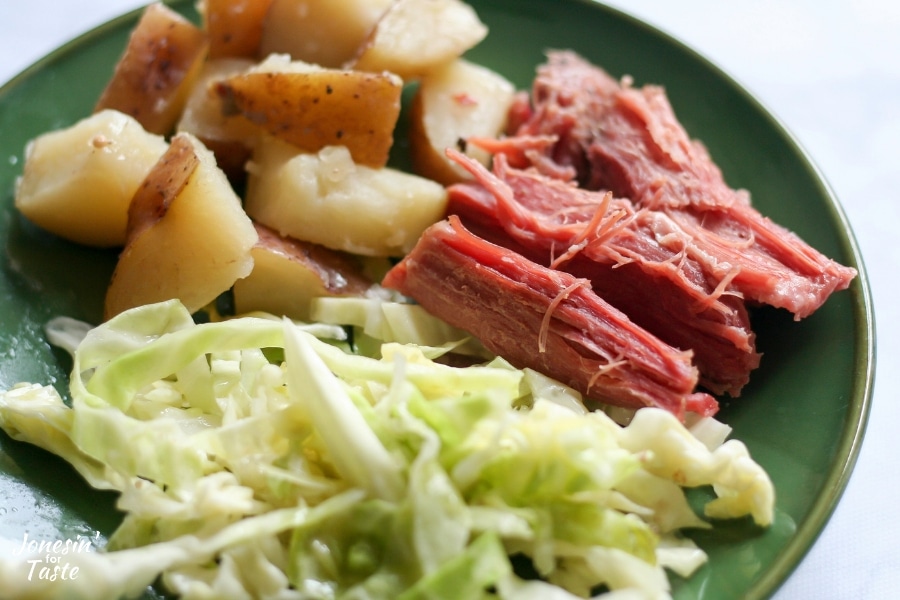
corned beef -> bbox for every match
[497,50,857,319]
[382,216,718,420]
[445,149,760,396]
[386,51,856,419]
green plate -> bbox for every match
[0,1,874,598]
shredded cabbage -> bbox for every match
[0,299,774,600]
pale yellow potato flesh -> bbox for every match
[217,57,403,168]
[233,223,375,321]
[14,109,169,248]
[95,3,208,135]
[20,0,502,317]
[409,58,516,185]
[104,133,258,320]
[350,0,488,81]
[259,0,393,68]
[245,139,448,257]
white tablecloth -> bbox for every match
[1,1,896,598]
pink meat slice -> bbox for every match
[382,215,719,420]
[498,50,857,319]
[446,150,759,396]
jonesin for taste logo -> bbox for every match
[14,532,97,582]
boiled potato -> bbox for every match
[233,223,375,321]
[217,55,403,168]
[95,3,208,135]
[176,58,259,181]
[104,133,257,320]
[350,0,488,80]
[15,110,169,248]
[409,58,516,185]
[259,0,393,68]
[245,138,447,257]
[199,0,274,59]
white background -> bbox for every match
[0,1,897,598]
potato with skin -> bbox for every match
[233,223,375,321]
[104,133,258,320]
[176,58,260,182]
[409,58,516,186]
[95,3,208,135]
[245,138,447,257]
[259,0,393,68]
[350,0,488,81]
[199,0,275,59]
[15,110,169,248]
[217,55,403,168]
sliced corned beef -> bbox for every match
[382,215,719,420]
[445,149,759,396]
[501,50,857,319]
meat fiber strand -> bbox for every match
[382,216,718,420]
[445,149,759,396]
[503,50,857,319]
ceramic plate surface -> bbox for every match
[0,1,874,598]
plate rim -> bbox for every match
[583,2,876,597]
[591,2,876,596]
[0,1,877,599]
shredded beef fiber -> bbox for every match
[383,216,719,420]
[500,50,856,319]
[384,51,856,419]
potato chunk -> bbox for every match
[245,138,447,257]
[176,58,259,181]
[15,110,169,248]
[199,0,274,59]
[104,133,258,319]
[95,3,208,135]
[350,0,488,80]
[409,58,516,185]
[259,0,393,68]
[233,223,375,321]
[217,56,403,168]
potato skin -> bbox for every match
[176,58,260,183]
[233,222,375,321]
[104,133,258,320]
[95,3,208,135]
[124,130,199,246]
[200,0,274,59]
[218,66,403,168]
